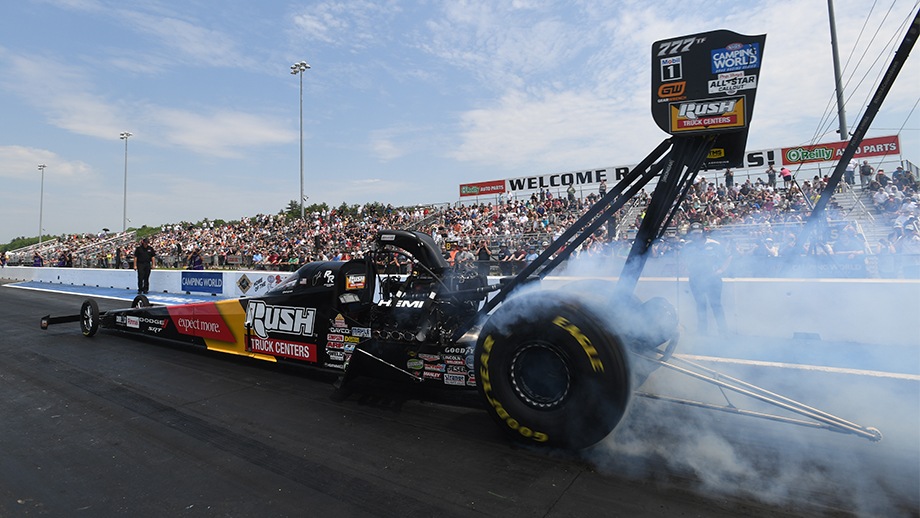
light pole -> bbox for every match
[290,60,311,220]
[37,164,46,246]
[119,131,132,232]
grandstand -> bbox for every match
[3,160,918,279]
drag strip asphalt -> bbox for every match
[1,281,917,517]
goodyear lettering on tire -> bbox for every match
[552,316,604,372]
[479,335,549,443]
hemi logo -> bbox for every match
[657,81,685,98]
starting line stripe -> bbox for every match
[676,354,920,381]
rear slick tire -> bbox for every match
[475,293,630,450]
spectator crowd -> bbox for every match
[6,164,919,276]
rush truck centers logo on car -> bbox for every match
[670,97,745,132]
[245,300,316,339]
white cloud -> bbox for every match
[151,108,296,158]
[291,1,403,49]
[0,146,93,179]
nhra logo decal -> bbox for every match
[245,300,316,339]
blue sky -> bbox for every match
[1,0,918,243]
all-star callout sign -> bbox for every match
[458,134,902,198]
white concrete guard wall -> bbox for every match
[4,266,918,347]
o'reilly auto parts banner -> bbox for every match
[458,134,902,197]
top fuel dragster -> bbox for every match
[41,21,919,449]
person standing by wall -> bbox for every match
[766,165,777,189]
[133,238,156,294]
[475,239,492,277]
[844,158,858,186]
[859,160,874,189]
[187,247,204,270]
[683,224,731,335]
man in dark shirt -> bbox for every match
[683,225,731,335]
[133,238,156,294]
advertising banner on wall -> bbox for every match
[458,135,902,197]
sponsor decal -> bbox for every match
[659,55,683,81]
[708,148,726,159]
[417,353,440,362]
[343,343,355,353]
[351,327,371,338]
[249,337,318,363]
[140,317,167,327]
[250,274,284,295]
[670,97,745,132]
[423,363,446,373]
[327,333,345,342]
[345,274,366,290]
[380,234,396,241]
[444,373,466,386]
[422,370,442,380]
[446,365,468,374]
[344,336,360,343]
[656,36,703,56]
[324,362,346,370]
[327,350,345,361]
[406,358,424,370]
[127,316,140,329]
[707,72,756,95]
[443,346,472,355]
[237,274,252,294]
[377,299,425,308]
[333,314,346,328]
[181,271,223,294]
[166,303,235,342]
[245,300,316,339]
[657,81,686,99]
[711,42,761,73]
[442,355,465,365]
[327,341,344,350]
[313,269,335,287]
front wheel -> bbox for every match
[80,299,100,337]
[475,293,630,450]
